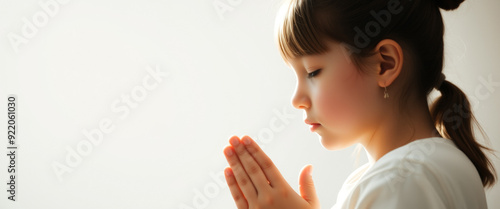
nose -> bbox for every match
[291,81,310,110]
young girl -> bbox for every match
[222,0,497,208]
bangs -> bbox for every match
[274,0,329,65]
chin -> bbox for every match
[318,134,354,151]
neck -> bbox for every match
[360,98,441,164]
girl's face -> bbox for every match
[287,39,384,150]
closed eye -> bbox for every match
[307,69,321,78]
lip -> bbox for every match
[304,119,321,132]
[309,124,321,132]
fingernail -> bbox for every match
[243,137,251,145]
[230,137,239,146]
[225,169,232,176]
[225,148,233,156]
[310,166,313,176]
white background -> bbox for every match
[0,0,499,208]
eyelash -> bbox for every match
[307,69,321,78]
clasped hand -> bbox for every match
[223,135,320,209]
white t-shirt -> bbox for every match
[331,137,488,209]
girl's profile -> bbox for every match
[222,0,497,208]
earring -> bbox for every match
[384,85,389,99]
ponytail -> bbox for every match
[430,79,497,188]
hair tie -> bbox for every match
[435,73,446,90]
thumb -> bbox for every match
[298,164,320,208]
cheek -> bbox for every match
[315,68,375,131]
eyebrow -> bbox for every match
[305,66,322,71]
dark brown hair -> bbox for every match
[275,0,497,188]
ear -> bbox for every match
[373,39,403,88]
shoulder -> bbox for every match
[362,137,481,186]
[350,137,486,209]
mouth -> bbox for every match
[308,123,321,132]
[304,119,321,132]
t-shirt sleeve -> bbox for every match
[354,167,448,209]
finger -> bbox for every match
[240,135,286,188]
[299,165,320,207]
[224,167,249,209]
[229,135,272,193]
[223,144,257,201]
